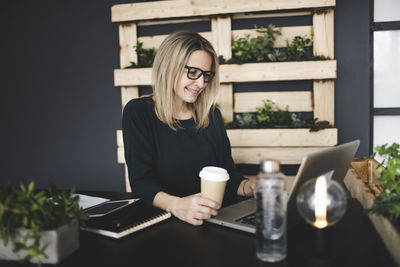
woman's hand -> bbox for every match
[238,178,256,197]
[168,193,220,226]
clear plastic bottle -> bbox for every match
[255,159,287,262]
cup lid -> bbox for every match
[199,166,229,182]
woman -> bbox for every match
[122,31,255,226]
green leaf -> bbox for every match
[367,143,400,223]
[28,181,35,194]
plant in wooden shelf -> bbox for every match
[367,143,400,224]
[0,182,87,266]
[125,26,329,69]
[233,24,281,63]
[282,36,311,61]
[127,42,156,68]
[219,27,323,64]
[219,24,282,64]
[226,99,331,131]
[256,100,292,127]
[307,118,333,132]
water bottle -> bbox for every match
[255,159,287,262]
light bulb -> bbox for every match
[296,176,347,229]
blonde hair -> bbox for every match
[151,31,220,130]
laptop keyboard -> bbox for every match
[235,212,256,226]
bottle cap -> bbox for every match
[260,159,280,173]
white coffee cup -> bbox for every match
[199,166,230,206]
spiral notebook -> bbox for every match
[82,199,171,239]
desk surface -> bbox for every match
[2,192,398,267]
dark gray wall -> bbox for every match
[0,0,370,191]
[335,0,370,156]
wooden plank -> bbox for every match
[117,23,137,192]
[232,11,312,20]
[121,87,139,109]
[114,68,152,86]
[233,26,313,48]
[227,128,338,147]
[137,17,209,27]
[138,32,213,50]
[234,91,312,113]
[118,147,125,164]
[217,84,233,123]
[313,80,334,124]
[117,129,131,192]
[232,147,330,164]
[211,16,232,59]
[313,8,334,59]
[112,0,336,22]
[220,60,337,83]
[124,164,131,192]
[119,23,137,68]
[115,60,337,86]
[117,129,123,147]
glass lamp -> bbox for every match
[296,175,347,266]
[296,175,347,229]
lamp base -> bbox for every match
[306,255,333,267]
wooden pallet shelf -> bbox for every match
[112,0,337,191]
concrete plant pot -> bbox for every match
[0,220,79,264]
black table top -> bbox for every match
[1,192,398,267]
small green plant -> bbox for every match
[236,112,257,128]
[256,100,293,127]
[367,143,400,222]
[231,35,252,63]
[268,48,286,62]
[226,100,332,131]
[0,182,87,266]
[282,35,312,61]
[226,99,308,129]
[220,30,324,64]
[307,118,332,132]
[127,42,156,68]
[255,99,275,125]
[229,25,282,64]
[291,113,306,128]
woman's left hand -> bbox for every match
[238,179,256,197]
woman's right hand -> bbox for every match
[168,193,220,226]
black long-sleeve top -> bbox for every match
[122,96,244,205]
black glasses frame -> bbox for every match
[184,65,215,82]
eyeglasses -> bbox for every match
[184,65,215,83]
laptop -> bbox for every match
[205,140,360,233]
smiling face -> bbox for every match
[173,50,213,109]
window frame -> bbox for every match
[369,0,400,153]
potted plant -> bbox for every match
[344,143,400,265]
[0,182,87,266]
[226,99,331,131]
[367,143,400,225]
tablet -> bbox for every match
[85,199,139,217]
